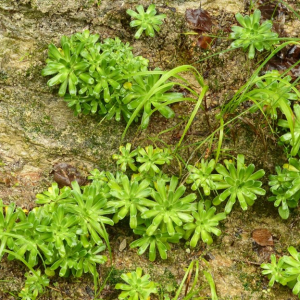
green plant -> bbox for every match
[230,9,278,59]
[261,246,300,297]
[246,70,299,120]
[107,174,155,228]
[42,31,149,122]
[268,158,300,219]
[141,176,197,236]
[126,4,166,39]
[171,260,218,300]
[183,200,226,247]
[186,159,223,196]
[0,200,32,260]
[112,143,139,172]
[278,104,300,156]
[130,219,181,261]
[213,154,266,214]
[115,267,158,300]
[18,270,49,300]
[136,145,173,176]
[124,71,182,129]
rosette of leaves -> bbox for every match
[124,71,182,129]
[107,175,155,228]
[35,205,79,258]
[41,35,91,96]
[18,270,49,300]
[7,209,53,267]
[130,219,181,261]
[261,246,300,297]
[115,267,158,300]
[135,145,173,176]
[268,158,300,219]
[213,154,266,214]
[70,29,100,48]
[186,159,224,195]
[183,200,226,247]
[230,9,278,59]
[112,143,139,172]
[141,176,197,236]
[74,243,107,278]
[278,104,300,156]
[35,182,71,206]
[48,242,106,277]
[88,169,108,182]
[63,181,114,246]
[126,4,166,39]
[247,71,299,120]
[132,170,171,189]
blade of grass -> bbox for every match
[175,85,209,151]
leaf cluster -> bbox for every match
[42,30,185,128]
[261,247,300,297]
[230,9,278,59]
[126,4,166,39]
[115,267,158,300]
[109,144,226,261]
[186,155,266,214]
[268,157,300,219]
[0,181,111,299]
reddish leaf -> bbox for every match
[185,8,212,32]
[197,35,212,49]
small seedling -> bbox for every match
[230,9,278,59]
[115,267,158,300]
[126,4,166,39]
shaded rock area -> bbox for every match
[1,0,300,299]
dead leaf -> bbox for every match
[185,8,212,32]
[51,163,87,188]
[252,228,274,246]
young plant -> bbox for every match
[64,181,114,245]
[126,4,166,39]
[107,175,155,228]
[136,145,173,176]
[213,154,266,214]
[230,9,279,59]
[183,200,226,247]
[261,246,300,297]
[186,159,223,196]
[112,143,139,172]
[115,267,158,300]
[130,219,181,261]
[268,158,300,219]
[18,270,49,300]
[141,176,197,236]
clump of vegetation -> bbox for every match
[115,267,158,300]
[126,4,166,39]
[230,9,278,59]
[183,200,226,247]
[261,246,300,298]
[268,158,300,219]
[213,154,266,214]
[246,70,299,120]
